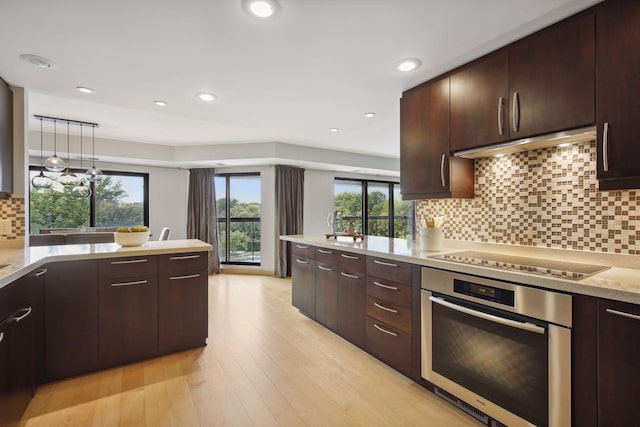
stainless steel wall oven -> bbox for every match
[421,267,572,427]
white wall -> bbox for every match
[303,169,335,235]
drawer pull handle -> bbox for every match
[295,259,310,265]
[606,308,640,321]
[374,302,398,314]
[374,323,398,337]
[111,280,148,287]
[170,274,201,281]
[169,254,200,260]
[317,265,334,272]
[373,259,398,268]
[5,306,32,323]
[295,244,310,249]
[34,268,48,277]
[373,281,398,291]
[111,259,148,265]
[340,272,359,279]
[318,249,333,254]
[340,254,359,260]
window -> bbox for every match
[215,173,261,265]
[29,167,149,233]
[334,178,414,239]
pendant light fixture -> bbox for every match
[71,124,92,199]
[58,122,80,186]
[85,125,102,182]
[31,117,53,190]
[44,120,66,172]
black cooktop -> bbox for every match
[432,251,609,280]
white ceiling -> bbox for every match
[0,0,601,168]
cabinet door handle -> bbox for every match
[497,97,504,135]
[169,254,200,260]
[6,306,32,323]
[374,323,398,337]
[295,258,309,265]
[606,308,640,321]
[512,91,520,132]
[0,332,3,344]
[374,302,398,314]
[111,280,148,287]
[317,249,333,254]
[111,259,148,265]
[317,265,334,272]
[440,154,446,188]
[603,122,609,172]
[170,273,201,280]
[295,244,309,249]
[373,259,398,268]
[373,281,398,291]
[34,268,47,277]
[340,254,359,260]
[340,272,359,279]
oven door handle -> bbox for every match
[429,296,546,335]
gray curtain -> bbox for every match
[275,165,304,278]
[187,168,220,274]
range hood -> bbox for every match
[453,126,597,159]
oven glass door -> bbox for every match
[431,295,548,427]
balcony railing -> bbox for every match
[218,217,260,264]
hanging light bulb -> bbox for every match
[31,117,53,190]
[58,122,80,186]
[85,125,102,182]
[72,124,92,199]
[44,120,67,172]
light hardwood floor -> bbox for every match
[21,274,483,427]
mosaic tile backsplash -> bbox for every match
[416,140,639,255]
[0,196,25,240]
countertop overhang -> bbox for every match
[0,239,212,289]
[281,234,640,305]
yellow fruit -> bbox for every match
[117,227,130,233]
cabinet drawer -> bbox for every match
[292,243,315,260]
[316,247,338,265]
[366,276,411,309]
[365,295,411,334]
[99,256,158,279]
[365,317,411,375]
[159,252,208,275]
[366,256,411,284]
[338,251,365,273]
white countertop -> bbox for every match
[0,239,212,289]
[281,234,640,304]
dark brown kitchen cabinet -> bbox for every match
[315,248,338,331]
[0,77,12,198]
[98,256,159,367]
[597,298,640,426]
[158,253,208,353]
[400,77,474,200]
[337,269,365,349]
[0,268,44,426]
[508,11,595,140]
[45,260,98,382]
[595,0,640,190]
[292,256,316,318]
[450,51,510,152]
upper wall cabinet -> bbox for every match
[449,12,595,153]
[400,77,474,200]
[0,78,12,198]
[596,0,640,190]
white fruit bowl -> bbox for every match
[113,231,149,247]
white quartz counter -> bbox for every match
[0,239,212,289]
[281,234,640,304]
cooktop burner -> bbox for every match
[432,251,609,280]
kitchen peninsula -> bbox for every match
[0,240,211,426]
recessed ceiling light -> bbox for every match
[495,153,506,158]
[397,58,422,72]
[19,54,55,69]
[196,92,217,102]
[154,100,167,107]
[329,128,339,133]
[558,142,571,148]
[76,86,94,94]
[242,0,280,19]
[364,112,376,118]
